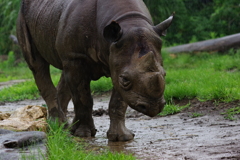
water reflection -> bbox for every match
[78,136,135,154]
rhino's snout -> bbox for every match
[132,96,166,117]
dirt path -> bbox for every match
[1,92,240,160]
[0,80,26,90]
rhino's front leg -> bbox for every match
[107,88,135,141]
[63,60,96,137]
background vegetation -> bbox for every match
[0,0,239,55]
[144,0,240,45]
[0,0,19,55]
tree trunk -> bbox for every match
[164,33,240,54]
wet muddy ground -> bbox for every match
[1,91,240,160]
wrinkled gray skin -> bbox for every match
[17,0,173,141]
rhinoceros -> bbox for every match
[17,0,173,141]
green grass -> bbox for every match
[159,50,240,116]
[163,50,240,103]
[0,58,112,101]
[20,121,136,160]
[0,80,38,101]
[0,76,112,102]
[91,77,113,93]
[221,106,240,121]
[159,103,190,116]
[164,68,240,102]
[0,52,32,82]
[190,112,204,118]
[45,121,135,160]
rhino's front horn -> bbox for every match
[137,51,158,72]
[153,12,175,36]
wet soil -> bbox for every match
[1,90,240,160]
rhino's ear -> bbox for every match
[153,13,174,36]
[103,21,122,42]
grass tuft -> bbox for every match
[159,103,190,116]
[0,80,39,101]
[221,106,240,121]
[90,77,113,93]
[46,120,136,160]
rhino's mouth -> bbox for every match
[131,97,166,117]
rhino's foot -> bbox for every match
[48,107,67,124]
[71,125,96,137]
[72,126,97,137]
[107,122,135,141]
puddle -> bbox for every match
[1,92,240,159]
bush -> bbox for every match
[0,51,15,68]
[144,0,240,45]
[0,0,20,55]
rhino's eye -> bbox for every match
[147,67,156,72]
[119,75,132,90]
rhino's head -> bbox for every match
[103,15,174,117]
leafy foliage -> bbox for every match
[0,0,20,55]
[144,0,240,45]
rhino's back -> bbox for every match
[20,0,152,70]
[21,0,97,69]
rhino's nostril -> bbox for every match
[137,105,146,112]
[136,103,148,113]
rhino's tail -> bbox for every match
[16,0,35,66]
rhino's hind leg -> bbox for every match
[56,72,71,115]
[63,61,96,137]
[107,89,135,141]
[24,50,66,123]
[34,64,65,122]
[16,12,65,123]
[34,67,66,122]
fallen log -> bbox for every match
[164,33,240,54]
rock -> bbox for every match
[2,131,46,148]
[0,105,47,132]
[0,129,14,134]
[0,129,47,160]
[10,105,47,120]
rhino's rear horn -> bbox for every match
[103,21,122,42]
[153,12,175,36]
